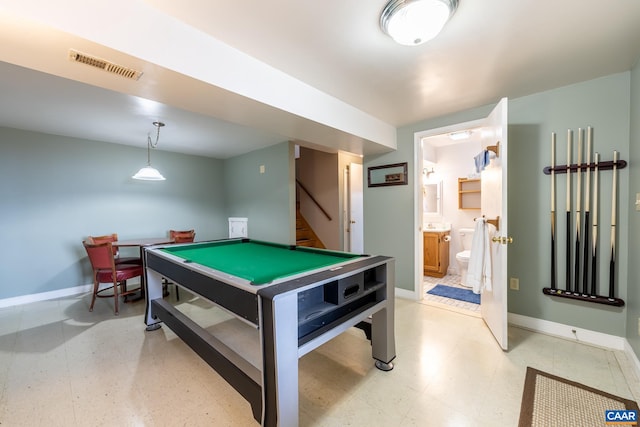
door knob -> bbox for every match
[491,236,513,244]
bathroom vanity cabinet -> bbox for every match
[423,231,450,278]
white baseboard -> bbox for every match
[508,313,640,385]
[0,284,92,308]
[508,312,626,350]
[624,340,640,383]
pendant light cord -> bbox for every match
[147,121,164,166]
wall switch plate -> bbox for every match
[510,277,519,290]
[260,165,265,174]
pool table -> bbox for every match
[143,238,395,427]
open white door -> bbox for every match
[480,97,510,350]
[348,163,364,254]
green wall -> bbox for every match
[627,61,640,353]
[0,127,295,301]
[0,127,227,299]
[223,141,295,244]
[364,72,632,337]
[364,105,492,292]
[508,74,630,335]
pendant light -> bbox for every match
[132,121,166,181]
[380,0,459,46]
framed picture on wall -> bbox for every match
[367,162,408,187]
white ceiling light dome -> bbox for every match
[132,121,166,181]
[380,0,459,46]
[132,166,165,181]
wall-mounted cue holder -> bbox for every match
[542,287,624,307]
[543,159,627,175]
[543,128,627,308]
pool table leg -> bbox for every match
[145,269,164,331]
[371,259,396,369]
[260,291,299,427]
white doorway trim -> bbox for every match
[413,119,485,301]
[346,163,364,253]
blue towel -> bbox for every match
[474,150,489,173]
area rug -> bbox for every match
[426,284,480,304]
[518,367,639,427]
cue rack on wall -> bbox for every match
[541,127,628,307]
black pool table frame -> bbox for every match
[143,242,396,427]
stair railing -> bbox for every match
[295,179,332,221]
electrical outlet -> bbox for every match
[510,277,519,290]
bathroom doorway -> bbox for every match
[414,98,510,350]
[417,122,485,318]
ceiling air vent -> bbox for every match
[68,49,143,81]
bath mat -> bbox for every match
[426,284,480,304]
[518,366,639,426]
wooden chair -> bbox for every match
[83,240,143,315]
[87,233,142,265]
[165,229,196,300]
[169,229,196,243]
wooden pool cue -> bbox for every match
[582,127,592,295]
[590,153,599,297]
[574,129,583,294]
[550,133,557,290]
[565,129,572,292]
[609,150,618,300]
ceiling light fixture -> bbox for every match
[449,130,472,141]
[132,121,166,181]
[380,0,459,46]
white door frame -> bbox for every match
[348,163,364,254]
[413,119,485,300]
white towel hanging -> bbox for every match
[466,218,496,294]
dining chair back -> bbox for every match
[88,233,142,265]
[169,229,196,243]
[83,240,143,315]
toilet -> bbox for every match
[455,228,475,287]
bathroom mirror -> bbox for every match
[423,181,442,216]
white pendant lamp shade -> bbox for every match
[132,121,166,181]
[380,0,458,46]
[132,165,165,181]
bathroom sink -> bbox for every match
[423,223,451,232]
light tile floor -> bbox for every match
[0,291,639,426]
[422,274,481,316]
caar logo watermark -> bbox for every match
[605,410,638,425]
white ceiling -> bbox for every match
[1,0,639,159]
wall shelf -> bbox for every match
[458,178,480,210]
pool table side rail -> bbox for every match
[146,241,370,291]
[146,249,260,325]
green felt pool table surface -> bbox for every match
[160,239,362,285]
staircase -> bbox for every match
[296,209,325,248]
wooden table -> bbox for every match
[113,237,174,301]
